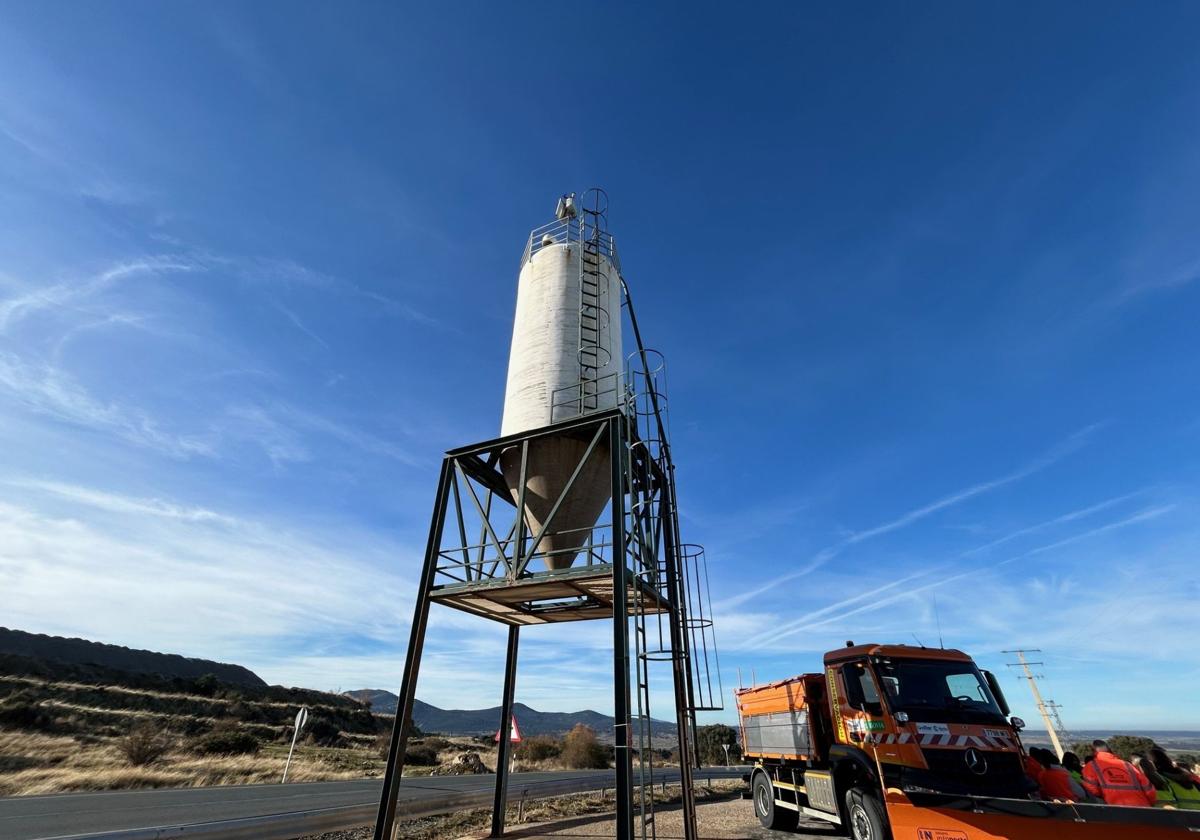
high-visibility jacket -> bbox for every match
[1081,751,1156,806]
[1152,781,1178,808]
[1165,778,1200,810]
[1024,754,1044,783]
[1039,766,1086,802]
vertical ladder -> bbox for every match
[578,229,608,413]
[631,561,657,839]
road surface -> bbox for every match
[0,768,743,839]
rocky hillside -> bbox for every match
[1,630,380,745]
[0,627,266,689]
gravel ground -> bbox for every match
[471,796,843,839]
[304,786,842,840]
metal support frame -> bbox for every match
[373,460,453,840]
[491,626,520,837]
[371,408,703,840]
[609,418,634,840]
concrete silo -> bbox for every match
[500,193,623,569]
[374,189,721,840]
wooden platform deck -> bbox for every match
[430,564,669,626]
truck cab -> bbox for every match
[828,644,1029,797]
[739,642,1032,840]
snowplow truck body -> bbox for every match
[736,643,1030,833]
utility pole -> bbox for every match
[1043,700,1071,749]
[1003,649,1064,759]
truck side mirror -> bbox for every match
[982,670,1010,716]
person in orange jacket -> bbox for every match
[1032,747,1087,802]
[1024,749,1044,785]
[1081,740,1156,806]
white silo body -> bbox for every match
[501,235,623,570]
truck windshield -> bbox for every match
[872,658,1006,724]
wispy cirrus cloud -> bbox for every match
[745,503,1177,649]
[0,478,615,709]
[273,301,330,349]
[719,424,1103,610]
[836,423,1101,549]
[1107,254,1200,307]
[0,351,216,458]
[961,491,1144,557]
[0,480,416,676]
[0,256,196,334]
[6,478,239,525]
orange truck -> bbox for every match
[736,641,1200,840]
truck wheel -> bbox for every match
[753,772,798,831]
[844,787,890,840]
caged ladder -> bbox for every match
[578,193,613,414]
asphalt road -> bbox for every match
[0,768,742,840]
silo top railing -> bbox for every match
[520,217,621,274]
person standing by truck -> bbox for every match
[1081,740,1156,806]
[1133,755,1178,807]
[1062,750,1086,784]
[1032,748,1086,802]
[1150,747,1200,810]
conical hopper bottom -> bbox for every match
[500,436,612,571]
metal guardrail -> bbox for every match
[519,217,620,273]
[42,768,747,840]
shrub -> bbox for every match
[405,744,439,766]
[696,724,742,765]
[305,717,343,747]
[192,674,219,697]
[562,724,608,769]
[227,701,264,723]
[417,736,452,752]
[192,729,260,756]
[0,691,53,731]
[515,734,562,762]
[120,722,172,766]
[373,733,393,759]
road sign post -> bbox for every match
[282,706,309,784]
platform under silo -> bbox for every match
[429,564,669,626]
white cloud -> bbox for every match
[7,478,239,525]
[0,481,415,673]
[0,351,216,458]
[0,479,642,715]
[0,256,196,334]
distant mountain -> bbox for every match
[345,688,399,711]
[0,627,266,689]
[344,690,677,741]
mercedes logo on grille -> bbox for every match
[964,747,989,775]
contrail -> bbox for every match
[722,424,1101,611]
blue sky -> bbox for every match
[2,3,1199,733]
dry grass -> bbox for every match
[0,725,667,799]
[0,730,372,797]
